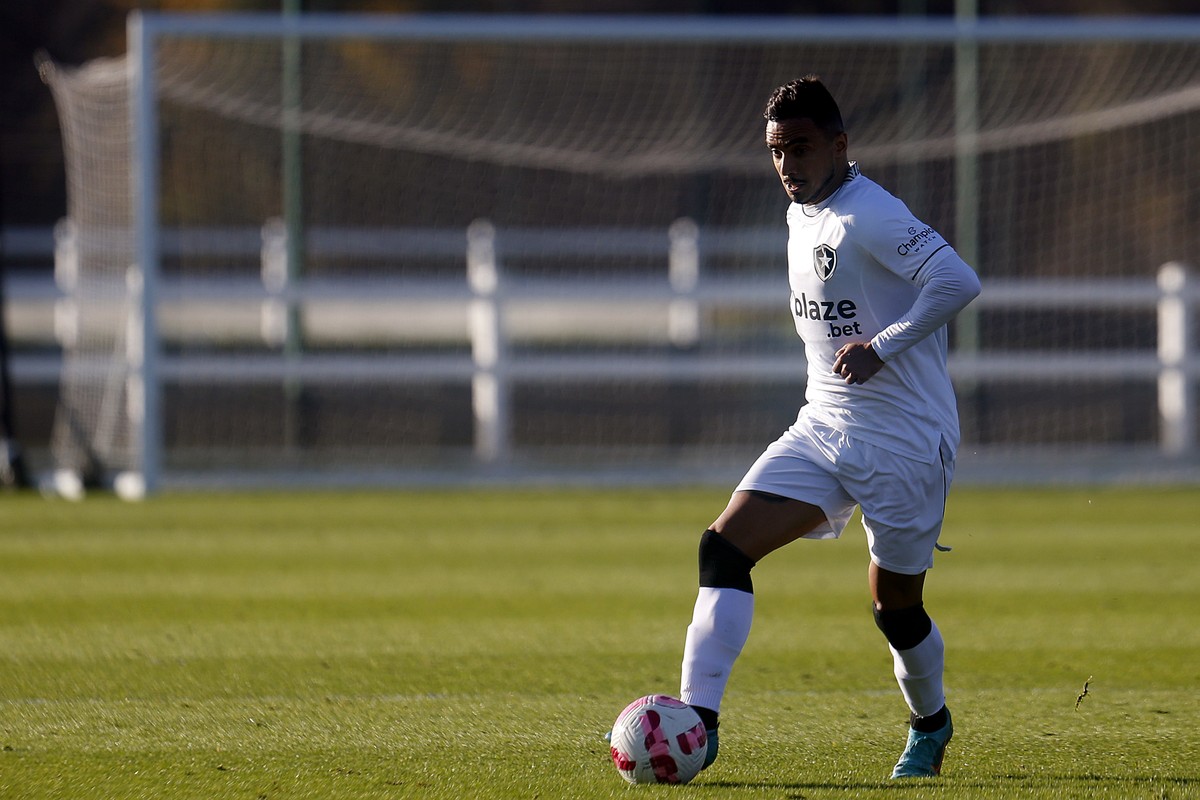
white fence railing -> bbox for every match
[3,222,1198,488]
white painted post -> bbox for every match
[52,219,79,351]
[467,220,509,465]
[668,218,700,348]
[127,11,160,498]
[117,264,149,500]
[50,219,86,500]
[260,218,290,347]
[1157,262,1194,456]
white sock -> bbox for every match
[679,586,754,714]
[889,620,946,718]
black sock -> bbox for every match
[910,705,947,733]
[691,705,720,731]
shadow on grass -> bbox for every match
[697,780,919,795]
[698,774,1198,797]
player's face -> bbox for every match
[766,118,848,205]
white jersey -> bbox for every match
[785,163,980,463]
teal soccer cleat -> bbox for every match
[700,726,719,770]
[890,708,952,778]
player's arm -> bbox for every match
[833,253,979,384]
[869,251,981,361]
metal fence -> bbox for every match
[4,222,1197,491]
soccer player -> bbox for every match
[678,76,981,778]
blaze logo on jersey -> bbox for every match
[813,244,837,281]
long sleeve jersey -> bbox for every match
[785,163,982,462]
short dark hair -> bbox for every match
[763,75,845,135]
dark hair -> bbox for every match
[763,75,845,135]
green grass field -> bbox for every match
[1,486,1198,799]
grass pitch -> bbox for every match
[0,486,1197,799]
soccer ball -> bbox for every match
[608,694,707,785]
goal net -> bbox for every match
[42,15,1200,490]
[40,55,138,492]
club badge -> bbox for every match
[813,244,837,282]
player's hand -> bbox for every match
[832,342,884,385]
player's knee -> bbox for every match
[872,602,932,651]
[697,529,756,593]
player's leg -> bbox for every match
[871,564,948,730]
[679,490,827,768]
[682,488,830,703]
[681,491,829,707]
[874,562,953,778]
[853,440,955,778]
[680,427,858,768]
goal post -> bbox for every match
[41,13,1200,493]
[129,14,162,499]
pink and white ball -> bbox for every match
[609,695,708,785]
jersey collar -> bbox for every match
[797,161,860,215]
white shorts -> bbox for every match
[735,416,955,575]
